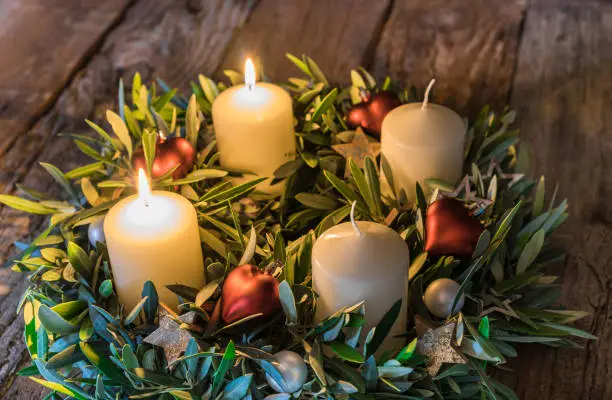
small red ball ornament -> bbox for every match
[424,198,484,257]
[132,136,195,180]
[346,91,401,137]
[221,264,281,324]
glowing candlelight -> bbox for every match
[104,170,205,310]
[212,58,296,196]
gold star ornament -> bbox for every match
[143,309,199,365]
[415,316,467,376]
[332,128,381,171]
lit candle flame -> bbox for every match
[244,58,256,90]
[137,168,152,206]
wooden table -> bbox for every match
[0,0,608,398]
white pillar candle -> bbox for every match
[381,79,466,202]
[312,202,410,352]
[104,169,205,311]
[212,59,296,195]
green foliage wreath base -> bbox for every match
[3,54,594,400]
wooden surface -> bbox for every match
[0,0,609,398]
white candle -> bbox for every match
[104,169,205,311]
[381,79,466,202]
[312,202,410,352]
[212,59,296,195]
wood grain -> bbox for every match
[218,0,393,84]
[0,0,255,395]
[506,2,612,399]
[0,0,132,168]
[371,0,526,118]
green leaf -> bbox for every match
[463,318,505,364]
[124,296,148,325]
[38,305,78,335]
[408,252,428,282]
[81,177,99,206]
[171,169,227,185]
[328,341,364,363]
[51,300,87,320]
[364,157,382,217]
[199,74,220,103]
[478,316,490,339]
[122,344,139,370]
[222,374,253,400]
[286,53,311,77]
[274,159,304,179]
[279,281,298,324]
[0,194,58,214]
[195,280,220,307]
[142,130,157,175]
[142,281,158,325]
[312,88,337,121]
[99,279,113,298]
[350,70,367,89]
[306,56,329,84]
[67,241,92,278]
[323,170,359,203]
[79,317,94,341]
[295,193,337,210]
[107,110,133,158]
[224,70,243,85]
[367,299,402,357]
[212,340,235,397]
[41,163,76,199]
[186,94,201,147]
[80,341,128,383]
[29,378,88,400]
[274,232,286,263]
[516,229,545,274]
[396,338,417,362]
[74,139,108,163]
[349,159,376,216]
[65,162,105,180]
[85,119,115,147]
[198,178,266,204]
[238,227,257,266]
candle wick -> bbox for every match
[422,78,436,110]
[350,201,364,237]
[246,82,255,92]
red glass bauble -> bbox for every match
[132,137,195,180]
[346,91,401,137]
[221,264,281,324]
[424,198,484,257]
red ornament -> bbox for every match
[424,198,484,257]
[221,264,281,324]
[132,136,195,180]
[346,91,401,137]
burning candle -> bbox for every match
[311,202,410,352]
[381,79,466,202]
[212,58,296,195]
[104,169,205,311]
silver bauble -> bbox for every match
[423,278,465,318]
[265,350,308,393]
[88,215,106,247]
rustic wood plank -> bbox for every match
[506,2,612,399]
[0,0,255,396]
[218,0,393,83]
[0,0,132,165]
[371,0,526,118]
